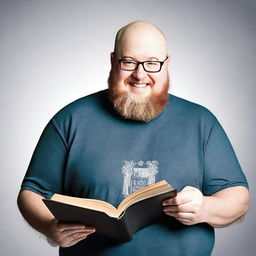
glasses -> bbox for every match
[118,56,168,73]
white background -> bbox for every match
[1,0,255,255]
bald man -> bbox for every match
[18,21,249,256]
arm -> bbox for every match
[17,189,95,247]
[163,185,249,227]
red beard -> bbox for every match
[108,72,169,122]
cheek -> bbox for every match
[147,74,158,86]
[150,74,168,91]
[121,73,130,82]
[116,71,131,86]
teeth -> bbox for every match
[131,83,148,88]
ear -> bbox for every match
[110,52,115,66]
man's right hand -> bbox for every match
[17,190,96,248]
[47,218,96,247]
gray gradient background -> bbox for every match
[1,0,255,255]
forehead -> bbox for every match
[117,28,167,59]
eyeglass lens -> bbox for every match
[120,60,161,72]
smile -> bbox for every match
[129,83,149,88]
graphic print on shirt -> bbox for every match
[122,160,159,197]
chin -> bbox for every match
[108,73,169,122]
[125,91,151,103]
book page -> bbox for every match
[49,180,174,218]
[117,180,172,214]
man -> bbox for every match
[18,21,249,256]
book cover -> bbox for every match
[43,180,176,241]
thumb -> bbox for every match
[181,186,197,192]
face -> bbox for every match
[108,24,170,122]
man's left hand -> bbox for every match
[162,186,206,225]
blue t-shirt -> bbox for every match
[21,90,248,256]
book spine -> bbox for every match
[117,212,133,242]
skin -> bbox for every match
[110,21,170,101]
[17,190,96,247]
[17,21,249,248]
[163,186,249,227]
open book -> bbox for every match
[43,180,176,241]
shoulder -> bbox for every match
[169,94,213,115]
[168,94,218,124]
[52,90,107,123]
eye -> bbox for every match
[146,61,158,66]
[122,60,136,65]
[121,60,137,68]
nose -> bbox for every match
[132,63,148,80]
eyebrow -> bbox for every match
[121,56,160,61]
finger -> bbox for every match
[163,209,193,225]
[67,235,88,247]
[84,226,96,233]
[175,218,194,225]
[57,223,87,232]
[59,232,89,248]
[163,201,195,213]
[163,192,192,206]
[180,186,197,192]
[163,210,194,221]
[176,191,194,205]
[60,227,96,239]
[167,186,199,206]
[162,197,176,206]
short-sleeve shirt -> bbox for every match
[21,90,248,256]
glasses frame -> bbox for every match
[118,56,168,73]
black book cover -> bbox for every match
[43,189,176,242]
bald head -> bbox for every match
[114,21,168,59]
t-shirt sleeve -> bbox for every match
[202,120,248,196]
[21,119,67,199]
